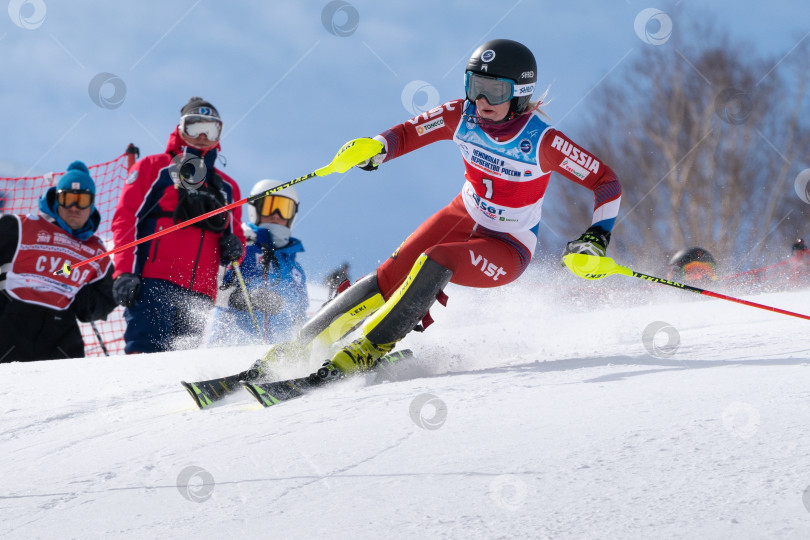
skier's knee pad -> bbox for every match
[298,272,385,348]
[363,253,452,345]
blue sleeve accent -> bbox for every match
[593,181,622,207]
[380,129,400,161]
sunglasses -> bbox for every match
[465,72,535,106]
[56,189,94,209]
[254,195,297,220]
[180,115,222,141]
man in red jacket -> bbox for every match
[111,97,245,353]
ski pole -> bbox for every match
[232,260,262,338]
[55,138,384,277]
[563,253,810,322]
[90,321,110,356]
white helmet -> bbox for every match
[247,179,300,248]
[248,179,300,226]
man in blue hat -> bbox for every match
[0,160,116,362]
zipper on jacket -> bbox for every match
[149,229,162,261]
[188,229,205,290]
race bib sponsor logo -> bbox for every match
[471,192,505,219]
[550,135,600,174]
[559,158,590,181]
[53,232,81,250]
[416,117,445,136]
[125,170,138,184]
[519,139,532,153]
[469,149,522,177]
[36,231,51,243]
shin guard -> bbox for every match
[298,273,385,349]
[363,254,453,345]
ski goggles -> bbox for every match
[56,189,94,209]
[180,115,223,141]
[681,261,717,281]
[465,72,535,105]
[253,195,297,220]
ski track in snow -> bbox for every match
[2,277,810,538]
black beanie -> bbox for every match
[180,96,220,119]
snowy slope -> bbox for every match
[3,273,810,539]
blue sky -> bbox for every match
[2,0,808,281]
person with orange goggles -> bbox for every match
[56,189,94,209]
[668,247,717,283]
[252,193,298,223]
[207,179,308,347]
[0,160,116,362]
[49,161,97,235]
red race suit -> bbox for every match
[373,99,622,296]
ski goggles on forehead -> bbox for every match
[253,195,297,220]
[56,189,94,209]
[465,72,535,105]
[180,115,223,141]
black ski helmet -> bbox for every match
[466,39,537,116]
[668,246,717,282]
[669,247,716,268]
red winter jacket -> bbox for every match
[111,129,245,300]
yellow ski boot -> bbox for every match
[329,336,396,374]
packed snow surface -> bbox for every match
[3,274,810,539]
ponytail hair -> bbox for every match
[523,84,552,122]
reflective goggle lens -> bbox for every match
[682,261,716,280]
[465,72,514,105]
[181,116,222,141]
[256,195,297,220]
[56,190,93,209]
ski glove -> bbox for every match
[112,273,142,308]
[563,225,611,258]
[356,142,386,171]
[219,233,243,265]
